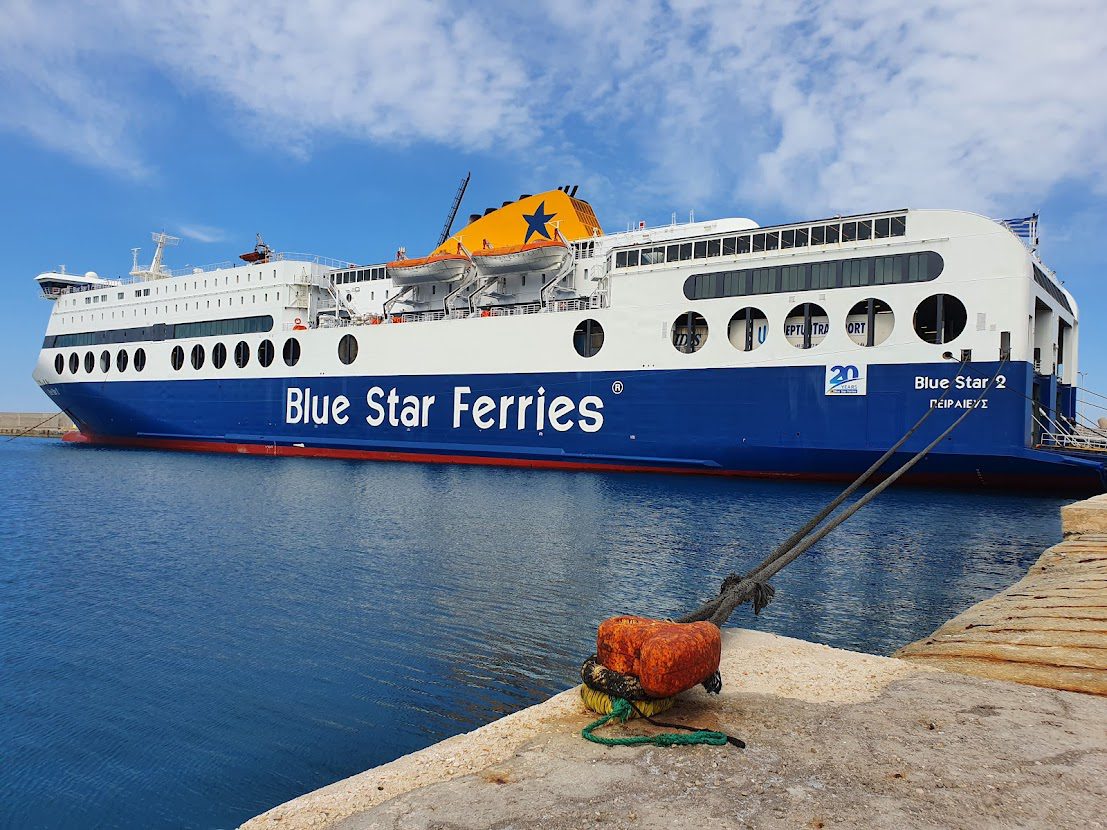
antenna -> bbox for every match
[131,231,180,280]
[130,248,141,276]
[437,172,471,247]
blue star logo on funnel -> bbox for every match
[522,202,556,243]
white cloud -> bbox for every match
[2,0,1106,218]
[176,223,227,244]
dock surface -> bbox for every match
[242,495,1107,830]
[896,495,1107,695]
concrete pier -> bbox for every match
[0,411,73,438]
[242,496,1107,830]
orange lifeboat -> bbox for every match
[470,237,569,275]
[387,251,469,287]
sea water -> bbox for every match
[0,438,1066,829]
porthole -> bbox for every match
[191,343,205,370]
[134,348,146,372]
[847,299,894,347]
[84,351,95,373]
[117,349,128,372]
[69,353,79,374]
[100,350,110,372]
[338,333,358,365]
[171,345,184,371]
[784,303,829,349]
[258,339,274,367]
[914,294,967,344]
[573,319,604,358]
[54,354,64,374]
[234,341,250,368]
[212,342,227,369]
[283,337,301,367]
[728,307,768,351]
[671,311,708,353]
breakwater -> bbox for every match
[0,411,73,437]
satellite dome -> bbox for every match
[84,270,99,279]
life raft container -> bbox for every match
[597,615,721,699]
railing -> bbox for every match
[1040,431,1107,452]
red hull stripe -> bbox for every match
[59,431,1086,491]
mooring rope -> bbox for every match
[581,697,740,748]
[680,358,1008,626]
[3,413,67,442]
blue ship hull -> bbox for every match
[43,360,1106,493]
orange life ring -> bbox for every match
[292,316,307,331]
[480,309,491,318]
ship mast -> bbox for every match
[130,231,180,280]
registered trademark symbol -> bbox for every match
[611,380,624,394]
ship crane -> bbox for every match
[436,172,471,247]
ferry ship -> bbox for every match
[31,187,1107,493]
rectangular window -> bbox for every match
[640,247,657,266]
[811,225,825,245]
[891,216,906,236]
[810,261,838,289]
[626,249,640,267]
[841,258,870,286]
[693,241,708,258]
[780,229,795,249]
[737,235,751,254]
[764,231,779,250]
[722,236,737,255]
[825,224,840,244]
[666,244,680,262]
[874,217,890,238]
[752,233,766,252]
[856,220,872,240]
[707,238,721,257]
[794,227,808,247]
[781,264,807,291]
[679,243,693,261]
[615,251,628,268]
[842,221,857,242]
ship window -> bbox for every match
[615,251,628,269]
[117,349,129,372]
[573,319,604,358]
[729,307,768,352]
[842,221,857,242]
[69,353,79,374]
[693,241,708,259]
[781,229,795,249]
[764,231,779,251]
[134,348,146,372]
[234,341,250,368]
[257,339,274,367]
[873,256,903,285]
[679,243,693,261]
[722,237,737,255]
[784,303,829,349]
[640,247,661,266]
[707,238,721,257]
[626,249,639,267]
[82,351,93,373]
[212,342,227,369]
[54,354,64,374]
[848,299,894,347]
[781,264,807,291]
[171,345,184,371]
[666,244,679,262]
[737,235,751,254]
[338,334,358,365]
[795,228,808,247]
[191,344,205,370]
[914,294,967,344]
[856,220,872,240]
[841,258,870,287]
[891,216,906,236]
[752,233,766,252]
[283,338,301,367]
[811,225,825,245]
[97,350,108,372]
[825,224,840,244]
[875,218,891,238]
[671,311,708,353]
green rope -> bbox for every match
[581,697,730,747]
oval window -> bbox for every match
[847,299,894,347]
[671,311,708,353]
[134,348,146,372]
[54,354,64,374]
[283,338,301,367]
[171,345,184,371]
[784,303,829,349]
[100,350,110,372]
[258,339,274,367]
[191,343,205,370]
[234,341,250,368]
[69,353,79,374]
[914,294,967,344]
[338,333,358,365]
[212,342,227,369]
[728,307,768,351]
[116,349,128,373]
[573,319,604,358]
[84,352,95,373]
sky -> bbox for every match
[1,0,1106,413]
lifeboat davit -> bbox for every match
[471,238,570,275]
[387,252,469,286]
